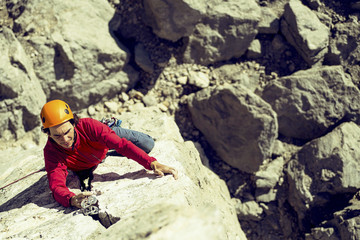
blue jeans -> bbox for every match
[112,127,155,154]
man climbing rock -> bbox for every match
[40,99,178,209]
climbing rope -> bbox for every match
[0,167,45,191]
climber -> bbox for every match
[40,99,178,209]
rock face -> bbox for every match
[143,0,205,42]
[188,84,278,173]
[13,0,135,110]
[0,108,246,240]
[183,0,261,65]
[2,0,360,239]
[328,20,360,86]
[287,122,360,229]
[281,0,329,65]
[262,66,360,140]
[0,27,46,140]
[143,0,261,65]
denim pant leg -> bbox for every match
[112,127,155,153]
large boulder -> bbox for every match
[262,66,360,140]
[281,0,329,65]
[13,0,136,110]
[212,64,261,92]
[183,0,261,65]
[0,108,246,240]
[306,199,360,240]
[142,0,261,65]
[327,21,360,86]
[286,122,360,229]
[143,0,206,42]
[188,84,278,173]
[0,27,46,140]
[258,7,280,34]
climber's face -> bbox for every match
[49,121,75,149]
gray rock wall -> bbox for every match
[13,0,134,110]
[188,84,278,173]
[1,0,360,239]
[0,27,46,140]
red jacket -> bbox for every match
[43,118,156,207]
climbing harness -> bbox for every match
[81,195,100,216]
[0,168,45,191]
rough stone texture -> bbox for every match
[262,65,360,140]
[327,20,360,87]
[188,70,209,88]
[234,199,263,221]
[188,84,278,173]
[0,108,246,240]
[254,156,284,203]
[2,0,360,239]
[306,227,339,240]
[13,0,135,110]
[281,0,329,65]
[143,0,205,42]
[0,27,46,140]
[304,0,322,10]
[135,43,154,73]
[331,201,360,240]
[183,0,261,65]
[212,64,260,92]
[247,39,262,59]
[305,197,360,240]
[286,122,360,229]
[258,7,280,34]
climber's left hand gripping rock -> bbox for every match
[150,161,178,180]
[70,192,93,208]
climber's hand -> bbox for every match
[70,192,92,208]
[150,161,178,180]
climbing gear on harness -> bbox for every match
[100,117,122,129]
[40,100,74,128]
[81,195,99,216]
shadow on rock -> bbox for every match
[0,168,155,215]
[94,169,156,182]
[0,175,56,213]
[67,168,156,190]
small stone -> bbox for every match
[87,106,96,116]
[177,76,188,85]
[104,101,118,113]
[143,94,158,107]
[158,103,168,112]
[188,71,210,88]
[247,39,262,59]
[128,90,144,100]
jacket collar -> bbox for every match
[72,127,80,150]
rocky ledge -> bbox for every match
[0,108,245,240]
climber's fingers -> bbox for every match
[151,161,178,180]
[70,191,93,208]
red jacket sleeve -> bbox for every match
[82,118,156,170]
[44,147,75,207]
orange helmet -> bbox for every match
[40,100,74,128]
